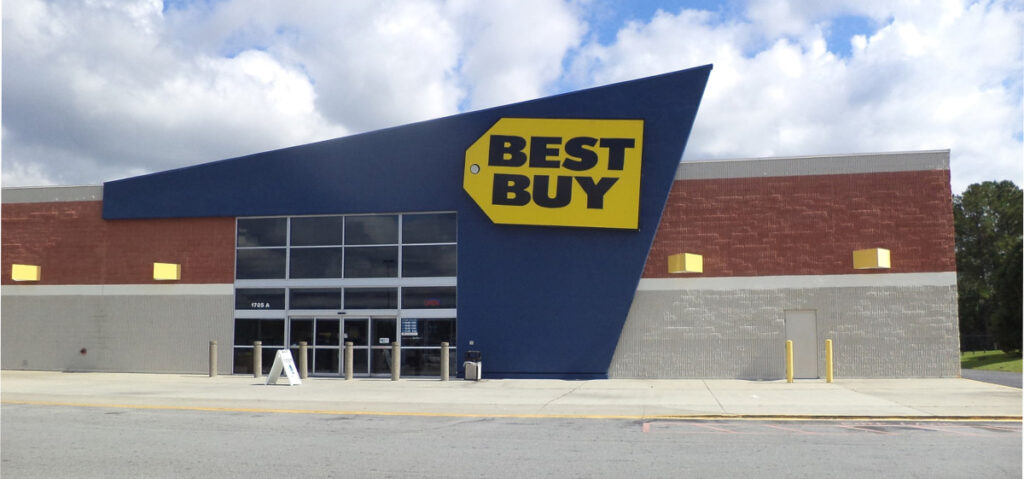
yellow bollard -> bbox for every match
[825,339,834,383]
[785,340,794,383]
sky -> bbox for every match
[3,0,1022,193]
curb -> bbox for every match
[4,400,1020,423]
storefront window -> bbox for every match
[290,289,342,310]
[235,248,286,279]
[343,320,369,346]
[233,318,285,346]
[402,244,456,277]
[233,318,285,374]
[400,318,455,346]
[345,288,398,309]
[344,246,398,278]
[237,218,286,247]
[290,319,314,344]
[290,216,344,246]
[400,349,457,377]
[234,212,455,377]
[235,289,285,310]
[290,247,344,278]
[402,287,456,309]
[345,215,398,245]
[372,317,396,344]
[402,213,456,244]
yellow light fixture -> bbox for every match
[853,248,891,269]
[668,253,703,274]
[11,264,41,282]
[153,262,181,281]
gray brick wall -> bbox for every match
[609,284,960,378]
[1,294,233,373]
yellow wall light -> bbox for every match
[853,248,891,270]
[668,253,703,274]
[11,264,41,282]
[153,262,181,281]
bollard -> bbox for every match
[440,342,449,381]
[391,342,401,381]
[344,342,354,380]
[298,341,308,379]
[785,340,794,383]
[825,339,834,383]
[253,341,262,378]
[209,340,217,378]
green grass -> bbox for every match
[961,350,1023,373]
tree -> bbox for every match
[991,237,1022,352]
[953,180,1023,351]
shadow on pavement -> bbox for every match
[962,369,1022,389]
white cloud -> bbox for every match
[2,0,1020,193]
[447,0,587,110]
[2,0,590,186]
[2,0,346,185]
[1,157,59,187]
[258,0,466,132]
[570,0,1024,192]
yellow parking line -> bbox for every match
[2,400,1020,423]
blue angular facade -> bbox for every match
[102,65,712,378]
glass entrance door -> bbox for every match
[342,318,369,376]
[340,317,396,377]
[289,317,341,375]
[289,316,398,377]
[370,317,397,376]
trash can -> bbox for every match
[464,350,482,381]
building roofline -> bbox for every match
[676,149,950,181]
[2,184,104,203]
[2,149,952,201]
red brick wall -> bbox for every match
[3,169,956,284]
[643,170,956,278]
[2,201,235,285]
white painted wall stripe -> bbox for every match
[637,272,957,291]
[1,284,234,296]
[675,150,949,181]
[2,185,103,203]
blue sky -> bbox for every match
[588,0,740,43]
[3,0,1022,192]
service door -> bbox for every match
[785,310,819,379]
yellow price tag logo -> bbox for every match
[464,118,644,229]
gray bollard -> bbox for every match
[391,342,401,381]
[298,341,308,379]
[440,342,449,381]
[209,340,217,378]
[344,342,354,380]
[253,341,262,378]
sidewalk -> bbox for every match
[1,370,1020,420]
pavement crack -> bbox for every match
[540,382,586,410]
[703,380,726,414]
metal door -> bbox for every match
[785,310,818,379]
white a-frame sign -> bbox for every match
[266,349,302,386]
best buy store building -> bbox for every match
[0,66,961,379]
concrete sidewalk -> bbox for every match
[1,370,1020,420]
